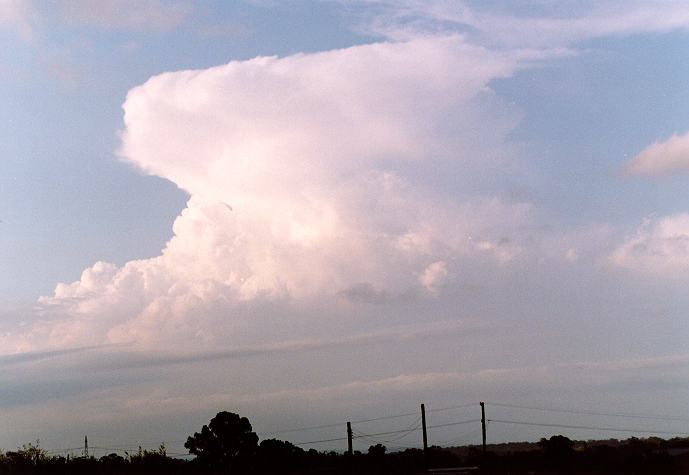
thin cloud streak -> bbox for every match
[0,343,131,367]
[81,319,487,371]
[349,0,689,47]
[110,352,689,416]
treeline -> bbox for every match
[2,411,689,474]
[477,435,689,474]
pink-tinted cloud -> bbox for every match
[623,131,689,176]
[609,214,689,274]
[1,36,536,353]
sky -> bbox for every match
[1,0,689,457]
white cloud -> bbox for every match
[609,214,689,274]
[352,0,689,47]
[419,260,448,295]
[623,130,689,176]
[0,36,539,353]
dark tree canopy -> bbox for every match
[256,439,305,474]
[185,411,258,472]
[539,434,575,466]
[368,444,387,458]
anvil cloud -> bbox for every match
[8,36,536,352]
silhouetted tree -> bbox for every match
[185,411,258,473]
[256,439,304,474]
[539,434,575,470]
[367,444,386,458]
[367,444,386,473]
[539,435,574,458]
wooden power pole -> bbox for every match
[346,422,353,474]
[480,402,487,456]
[347,421,353,456]
[421,403,428,469]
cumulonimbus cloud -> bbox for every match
[623,131,689,176]
[1,36,539,353]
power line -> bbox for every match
[259,411,419,436]
[260,402,477,437]
[351,411,421,424]
[292,436,350,446]
[354,434,422,451]
[260,422,349,436]
[355,435,418,448]
[352,416,421,436]
[352,427,422,450]
[488,418,689,436]
[427,419,481,430]
[294,418,424,448]
[427,403,477,414]
[267,416,481,448]
[352,416,422,446]
[352,424,421,440]
[352,417,479,439]
[487,402,689,423]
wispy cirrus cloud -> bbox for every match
[349,0,689,47]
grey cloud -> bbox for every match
[0,344,128,367]
[0,373,146,409]
[73,320,483,371]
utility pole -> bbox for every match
[421,403,428,470]
[480,402,487,456]
[346,422,353,474]
[347,421,353,456]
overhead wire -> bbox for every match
[487,402,689,423]
[259,402,478,436]
[427,403,477,414]
[352,418,422,444]
[259,411,420,436]
[427,419,481,430]
[488,418,689,436]
[292,436,350,446]
[352,416,421,436]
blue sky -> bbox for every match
[1,0,689,456]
